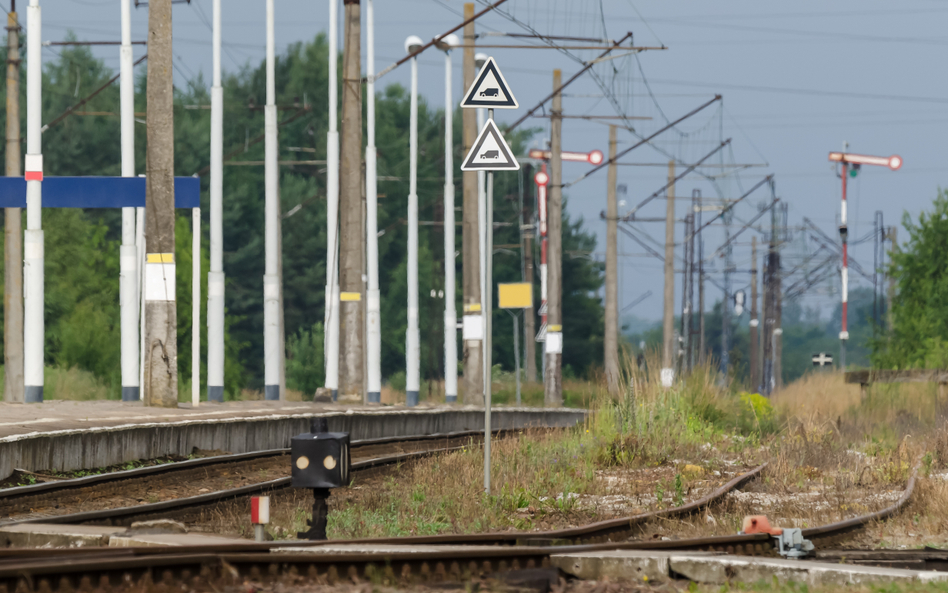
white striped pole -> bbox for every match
[364,0,381,404]
[405,36,422,407]
[23,0,43,403]
[119,0,139,402]
[441,35,459,403]
[263,0,280,401]
[324,0,340,401]
[192,207,201,406]
[207,0,225,402]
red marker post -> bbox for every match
[827,151,901,370]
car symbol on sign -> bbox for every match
[480,150,499,159]
[479,88,499,97]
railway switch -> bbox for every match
[741,515,813,558]
[292,418,350,540]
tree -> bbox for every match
[874,190,948,369]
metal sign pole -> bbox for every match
[484,109,494,494]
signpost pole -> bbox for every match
[513,311,520,405]
[458,57,519,494]
[484,109,494,494]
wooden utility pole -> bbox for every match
[460,3,482,404]
[338,0,363,401]
[603,125,619,394]
[522,164,536,383]
[661,161,675,384]
[749,235,759,391]
[544,69,563,406]
[4,3,23,403]
[143,0,178,407]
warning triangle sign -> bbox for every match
[461,119,520,172]
[460,56,518,109]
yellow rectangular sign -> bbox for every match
[498,283,532,309]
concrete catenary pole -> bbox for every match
[750,235,759,390]
[4,2,23,403]
[405,35,422,407]
[324,0,340,401]
[143,0,178,407]
[262,0,282,401]
[603,125,619,394]
[661,161,675,387]
[544,69,563,406]
[460,4,483,405]
[207,0,225,402]
[119,0,139,402]
[338,0,363,401]
[364,0,381,403]
[441,34,459,403]
[23,0,43,403]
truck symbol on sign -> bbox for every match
[479,88,499,97]
[480,150,499,159]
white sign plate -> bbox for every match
[460,56,518,109]
[461,119,520,172]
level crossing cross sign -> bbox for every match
[460,56,518,109]
[812,353,834,367]
[461,119,520,172]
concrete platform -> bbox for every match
[0,522,247,548]
[109,532,247,547]
[551,550,948,586]
[0,400,584,480]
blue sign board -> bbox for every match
[0,177,200,209]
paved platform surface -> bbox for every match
[551,550,948,585]
[0,401,585,479]
[0,400,445,439]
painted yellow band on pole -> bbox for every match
[146,253,175,263]
[340,292,362,302]
[549,324,562,332]
[464,303,482,312]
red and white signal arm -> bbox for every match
[828,152,902,171]
[529,149,603,165]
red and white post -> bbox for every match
[839,160,849,371]
[534,167,549,377]
[250,496,270,542]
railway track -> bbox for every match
[0,443,923,590]
[0,430,505,526]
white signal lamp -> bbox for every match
[534,171,549,186]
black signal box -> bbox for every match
[291,432,351,489]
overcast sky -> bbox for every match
[39,1,948,324]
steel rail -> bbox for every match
[0,430,518,527]
[0,430,499,502]
[0,464,922,590]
